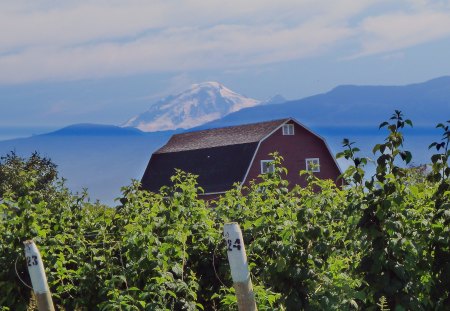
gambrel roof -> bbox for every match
[155,119,290,153]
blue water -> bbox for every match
[0,125,443,205]
[315,126,440,164]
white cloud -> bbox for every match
[352,10,450,58]
[1,0,450,84]
[0,21,355,83]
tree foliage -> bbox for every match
[0,151,58,200]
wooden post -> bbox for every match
[223,222,257,311]
[23,240,55,311]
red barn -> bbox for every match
[141,118,341,199]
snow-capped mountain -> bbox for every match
[122,82,261,131]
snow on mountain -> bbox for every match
[122,82,261,131]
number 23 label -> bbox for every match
[26,255,38,266]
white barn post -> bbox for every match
[23,240,55,311]
[223,222,257,311]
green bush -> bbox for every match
[0,114,449,310]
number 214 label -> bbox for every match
[226,239,241,251]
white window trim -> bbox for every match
[260,160,275,174]
[282,124,294,135]
[306,158,320,172]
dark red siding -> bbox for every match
[243,122,341,188]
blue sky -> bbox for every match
[1,0,450,128]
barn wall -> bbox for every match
[244,122,341,188]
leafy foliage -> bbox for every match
[0,151,58,200]
[0,112,449,310]
[427,120,450,308]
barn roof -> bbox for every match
[155,118,290,153]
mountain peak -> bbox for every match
[122,82,261,132]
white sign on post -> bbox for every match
[23,240,55,311]
[224,222,249,282]
[24,240,49,294]
[223,222,257,311]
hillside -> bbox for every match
[197,76,450,129]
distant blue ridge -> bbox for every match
[43,123,145,136]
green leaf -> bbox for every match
[373,144,381,154]
[379,121,389,129]
[431,154,441,164]
[429,142,437,149]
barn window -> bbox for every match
[306,158,320,172]
[282,124,294,135]
[261,160,275,174]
